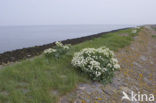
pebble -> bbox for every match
[0,91,9,96]
[140,56,147,61]
[133,62,142,68]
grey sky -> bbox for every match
[0,0,156,26]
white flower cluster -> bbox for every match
[43,48,56,54]
[71,47,120,80]
[55,41,70,50]
[55,41,63,47]
[43,41,70,58]
[132,29,137,34]
[63,45,70,50]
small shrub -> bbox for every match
[43,41,71,59]
[131,29,137,34]
[43,48,57,57]
[71,47,120,84]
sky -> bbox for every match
[0,0,156,26]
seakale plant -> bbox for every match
[43,41,71,59]
[71,47,120,84]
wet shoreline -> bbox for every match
[0,28,130,65]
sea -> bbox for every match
[0,25,135,53]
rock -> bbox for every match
[150,61,154,64]
[130,47,135,50]
[78,86,86,90]
[111,77,123,89]
[140,56,147,61]
[27,54,31,57]
[144,77,152,85]
[51,90,59,95]
[103,89,113,95]
[120,86,132,95]
[133,62,142,68]
[102,86,114,95]
[74,99,81,103]
[0,91,9,96]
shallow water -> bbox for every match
[0,25,134,53]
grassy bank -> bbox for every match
[0,28,140,103]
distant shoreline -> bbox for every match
[0,27,131,65]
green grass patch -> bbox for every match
[152,35,156,38]
[0,28,140,103]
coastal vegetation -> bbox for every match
[71,47,120,84]
[43,41,71,59]
[0,28,140,103]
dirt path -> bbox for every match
[60,26,156,103]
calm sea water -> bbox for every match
[0,25,134,53]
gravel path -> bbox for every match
[60,26,156,103]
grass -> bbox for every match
[0,28,140,103]
[152,35,156,38]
